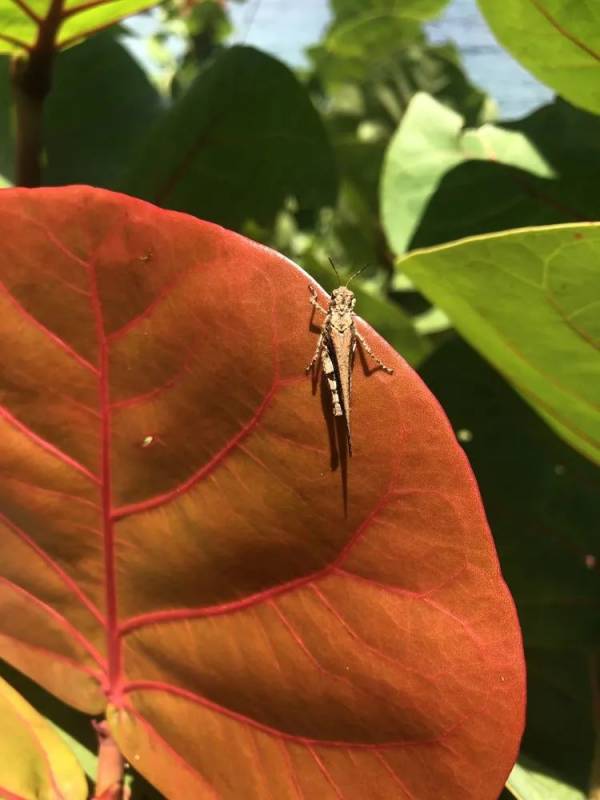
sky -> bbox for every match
[126,0,553,120]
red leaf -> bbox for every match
[0,186,524,799]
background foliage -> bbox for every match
[0,0,598,798]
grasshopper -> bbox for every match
[306,260,394,455]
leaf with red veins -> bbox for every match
[0,0,160,55]
[0,186,524,799]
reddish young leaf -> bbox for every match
[0,186,524,799]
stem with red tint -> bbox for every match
[10,0,63,186]
[93,719,128,800]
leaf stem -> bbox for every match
[92,718,128,800]
[10,0,64,186]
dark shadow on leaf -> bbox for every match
[410,160,589,251]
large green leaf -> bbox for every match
[396,224,600,464]
[476,0,600,115]
[43,29,163,188]
[380,92,566,254]
[122,45,337,231]
[0,674,87,799]
[507,757,586,800]
[0,0,158,54]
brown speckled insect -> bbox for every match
[306,259,393,455]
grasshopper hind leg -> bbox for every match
[321,348,343,417]
[322,346,352,454]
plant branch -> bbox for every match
[10,0,64,186]
[92,718,128,800]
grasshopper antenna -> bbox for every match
[328,256,343,284]
[346,264,368,287]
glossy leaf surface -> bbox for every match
[381,92,555,254]
[0,675,87,800]
[476,0,600,114]
[0,0,158,54]
[395,225,600,465]
[0,186,524,799]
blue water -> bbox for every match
[229,0,553,120]
[427,0,552,118]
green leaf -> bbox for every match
[331,0,451,24]
[380,92,556,254]
[43,29,163,188]
[507,757,586,800]
[0,0,159,54]
[49,723,97,782]
[406,98,600,251]
[396,224,600,464]
[310,12,423,84]
[122,46,337,231]
[0,661,97,793]
[476,0,600,115]
[0,674,87,799]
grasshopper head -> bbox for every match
[331,286,355,312]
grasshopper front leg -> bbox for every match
[309,285,329,316]
[306,329,326,372]
[355,330,394,374]
[306,286,330,372]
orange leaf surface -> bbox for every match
[0,186,524,799]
